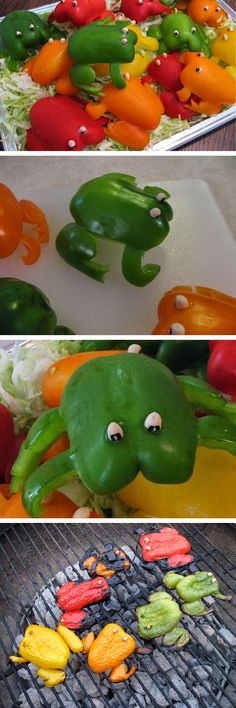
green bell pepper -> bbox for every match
[0,278,74,335]
[0,10,63,61]
[56,173,173,286]
[148,13,211,56]
[136,591,189,647]
[156,341,209,374]
[68,24,137,89]
[163,570,230,602]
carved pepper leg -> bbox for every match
[56,224,109,282]
[109,662,137,682]
[22,450,77,517]
[122,244,160,286]
[19,199,49,242]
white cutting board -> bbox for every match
[1,179,235,334]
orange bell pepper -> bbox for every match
[86,76,164,130]
[23,39,73,87]
[188,0,227,27]
[178,52,236,114]
[152,286,236,335]
[0,484,77,518]
[105,120,150,149]
[42,350,125,407]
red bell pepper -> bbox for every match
[120,0,171,22]
[207,341,236,402]
[0,404,26,484]
[140,527,193,567]
[26,95,105,151]
[160,90,195,119]
[147,53,183,92]
[60,609,87,629]
[48,0,114,26]
[57,577,110,611]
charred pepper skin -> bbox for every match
[11,351,236,517]
[56,173,173,286]
[0,10,63,60]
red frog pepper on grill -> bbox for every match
[57,577,110,611]
[140,527,193,567]
[60,609,87,629]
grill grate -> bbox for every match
[0,523,235,708]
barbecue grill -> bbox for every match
[0,523,235,708]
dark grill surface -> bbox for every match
[0,523,235,708]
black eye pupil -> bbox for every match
[195,67,201,72]
[111,433,122,441]
[148,425,160,433]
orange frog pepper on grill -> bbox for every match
[188,0,227,27]
[0,183,49,264]
[177,52,236,115]
[86,76,164,149]
[86,624,137,682]
[152,286,236,335]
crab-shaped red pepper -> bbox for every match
[48,0,114,26]
[120,0,171,22]
[26,95,105,151]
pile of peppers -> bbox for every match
[0,1,235,150]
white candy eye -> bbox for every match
[191,27,197,33]
[144,412,162,433]
[16,31,22,37]
[79,126,86,134]
[173,30,179,37]
[121,38,128,45]
[67,139,76,148]
[122,27,129,34]
[150,207,161,218]
[107,422,124,442]
[175,295,189,310]
[29,24,35,30]
[72,0,77,6]
[156,192,166,202]
[168,323,186,335]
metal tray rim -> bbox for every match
[0,0,235,152]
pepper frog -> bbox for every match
[10,624,83,687]
[0,10,62,60]
[136,591,190,648]
[148,13,211,56]
[0,183,49,264]
[56,173,173,286]
[164,570,232,616]
[83,623,137,682]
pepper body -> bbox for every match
[147,52,183,91]
[27,95,105,151]
[139,527,192,566]
[136,592,182,640]
[120,0,172,21]
[153,286,236,335]
[148,13,211,55]
[87,77,164,131]
[48,0,113,26]
[163,570,224,601]
[56,172,172,285]
[68,25,137,89]
[57,577,110,610]
[88,623,136,673]
[0,278,57,335]
[16,625,70,669]
[178,53,236,114]
[0,182,49,264]
[207,341,236,402]
[0,10,56,60]
[24,39,73,88]
[95,25,159,79]
[188,0,227,27]
[211,27,236,66]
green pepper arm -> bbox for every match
[177,375,236,426]
[22,450,77,517]
[56,224,109,283]
[163,627,190,648]
[10,408,66,493]
[197,416,236,456]
[182,600,212,616]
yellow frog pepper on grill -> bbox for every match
[10,624,83,687]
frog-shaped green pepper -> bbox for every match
[164,570,231,616]
[11,349,236,517]
[56,173,173,286]
[136,591,189,648]
[148,13,211,56]
[68,24,137,90]
[0,10,61,61]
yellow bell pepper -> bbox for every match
[36,668,65,687]
[95,25,158,78]
[118,449,236,518]
[16,625,70,669]
[57,625,83,653]
[211,27,236,66]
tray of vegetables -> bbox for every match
[0,0,235,151]
[1,338,236,519]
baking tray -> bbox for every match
[3,178,236,334]
[0,0,235,152]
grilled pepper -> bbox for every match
[0,10,61,60]
[136,591,189,648]
[57,577,110,611]
[81,545,131,577]
[11,351,236,517]
[36,668,65,687]
[153,286,236,335]
[10,625,70,669]
[86,78,164,149]
[48,0,114,26]
[148,13,210,55]
[60,609,87,629]
[68,24,137,90]
[139,527,193,567]
[0,278,71,335]
[56,625,83,652]
[87,623,136,682]
[177,52,236,115]
[164,570,231,604]
[56,173,172,286]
